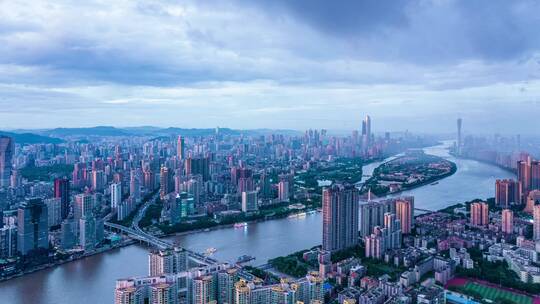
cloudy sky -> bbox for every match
[1,0,540,134]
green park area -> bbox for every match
[296,157,366,193]
[20,164,73,181]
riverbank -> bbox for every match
[0,239,136,283]
[450,152,516,175]
[169,208,322,238]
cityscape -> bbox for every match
[0,118,537,304]
[2,1,540,304]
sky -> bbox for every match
[1,0,540,134]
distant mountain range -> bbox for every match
[0,131,63,144]
[1,126,301,143]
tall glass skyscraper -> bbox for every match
[0,136,14,188]
[17,199,49,255]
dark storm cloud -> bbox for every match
[242,0,411,36]
[241,0,540,63]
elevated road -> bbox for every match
[105,193,219,266]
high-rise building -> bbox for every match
[396,198,414,234]
[91,169,105,191]
[177,136,185,160]
[361,115,372,147]
[383,212,402,249]
[44,197,62,228]
[17,199,49,255]
[322,183,359,252]
[190,275,216,304]
[470,202,489,227]
[115,276,177,304]
[160,166,173,198]
[495,179,521,208]
[259,172,272,199]
[60,218,78,250]
[148,248,188,276]
[359,198,401,237]
[74,193,94,220]
[526,190,540,214]
[0,224,17,258]
[111,182,122,209]
[115,286,142,304]
[518,159,532,198]
[0,136,14,188]
[217,268,239,304]
[534,205,540,241]
[185,157,210,181]
[532,161,540,191]
[456,118,462,155]
[130,170,141,202]
[150,282,177,304]
[241,191,258,212]
[501,209,513,234]
[10,169,21,188]
[144,169,156,191]
[79,216,96,251]
[278,180,290,203]
[54,178,70,219]
[364,227,384,259]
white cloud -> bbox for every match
[0,0,539,133]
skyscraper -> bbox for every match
[532,161,540,191]
[111,182,122,209]
[190,275,216,304]
[0,136,14,188]
[217,268,238,304]
[185,157,210,181]
[148,248,187,276]
[79,216,96,251]
[241,191,258,212]
[177,136,185,160]
[17,199,49,255]
[526,190,540,214]
[130,169,141,201]
[322,183,359,252]
[518,159,532,198]
[74,193,94,220]
[534,205,540,240]
[54,178,70,219]
[150,282,177,304]
[495,179,521,208]
[44,197,62,228]
[278,180,290,203]
[501,209,513,234]
[470,201,489,227]
[160,166,172,198]
[396,198,414,234]
[361,115,371,147]
[456,118,462,155]
[0,224,17,258]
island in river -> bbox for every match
[362,149,457,197]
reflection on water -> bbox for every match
[0,141,516,304]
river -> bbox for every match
[0,141,515,304]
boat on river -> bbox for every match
[234,222,248,228]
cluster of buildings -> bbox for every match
[115,246,325,304]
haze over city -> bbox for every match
[1,1,540,133]
[4,2,540,304]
